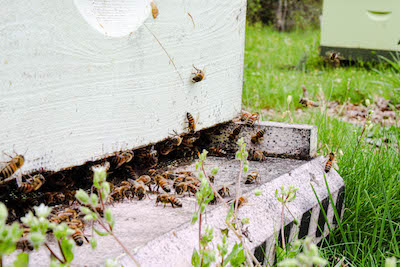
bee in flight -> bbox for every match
[18,174,46,193]
[245,171,260,184]
[191,65,205,83]
[324,152,336,173]
[251,129,265,144]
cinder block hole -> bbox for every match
[74,0,151,37]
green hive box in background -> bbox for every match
[320,0,400,61]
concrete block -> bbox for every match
[204,121,318,159]
[5,155,344,266]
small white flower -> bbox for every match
[34,203,52,218]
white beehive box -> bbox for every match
[320,0,400,60]
[0,0,247,174]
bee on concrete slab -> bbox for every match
[58,208,78,222]
[248,149,266,162]
[168,195,183,208]
[175,182,197,196]
[245,112,259,126]
[209,146,227,157]
[299,98,319,108]
[137,175,155,191]
[133,181,147,200]
[155,175,171,193]
[245,171,260,184]
[0,154,24,183]
[19,174,45,193]
[17,238,34,252]
[191,65,205,83]
[218,185,231,198]
[71,229,88,246]
[114,151,134,169]
[176,170,195,176]
[240,111,252,122]
[229,124,243,140]
[156,193,182,208]
[173,175,186,189]
[233,196,248,209]
[151,1,159,19]
[251,129,265,144]
[162,171,178,180]
[186,112,196,133]
[324,152,335,173]
[67,218,84,230]
[111,185,133,201]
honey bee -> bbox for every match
[175,182,197,196]
[248,149,266,162]
[208,175,215,183]
[209,146,227,157]
[0,154,24,182]
[137,175,155,191]
[114,151,134,169]
[176,170,195,176]
[148,169,158,176]
[18,174,46,193]
[229,124,243,140]
[71,229,88,246]
[218,185,231,198]
[245,171,260,184]
[182,132,200,147]
[156,194,183,208]
[245,112,259,126]
[191,65,205,83]
[67,218,84,230]
[17,228,34,252]
[110,185,133,201]
[233,196,248,209]
[326,51,343,67]
[44,192,66,204]
[154,175,171,193]
[133,181,147,200]
[58,208,78,221]
[173,175,185,189]
[151,1,158,19]
[170,135,183,146]
[162,171,177,180]
[324,152,335,173]
[299,98,319,108]
[250,129,265,144]
[186,112,196,133]
[240,111,252,122]
[160,141,175,156]
[136,146,158,167]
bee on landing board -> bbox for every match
[114,151,134,169]
[245,171,260,184]
[156,193,182,208]
[229,124,243,141]
[248,149,266,162]
[218,185,231,198]
[324,152,336,173]
[18,174,45,193]
[251,129,265,144]
[233,196,248,209]
[191,65,205,83]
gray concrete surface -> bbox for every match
[5,155,344,266]
[205,121,318,160]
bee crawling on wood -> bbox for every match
[191,65,205,83]
[245,171,260,184]
[0,154,25,186]
[251,129,265,144]
[18,174,46,193]
[150,1,159,19]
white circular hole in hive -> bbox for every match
[74,0,151,37]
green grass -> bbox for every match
[243,24,400,266]
[243,24,400,113]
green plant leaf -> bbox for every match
[93,228,110,237]
[13,252,29,267]
[191,248,200,267]
[61,238,75,263]
[90,238,97,250]
[230,246,245,267]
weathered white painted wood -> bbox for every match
[0,0,246,173]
